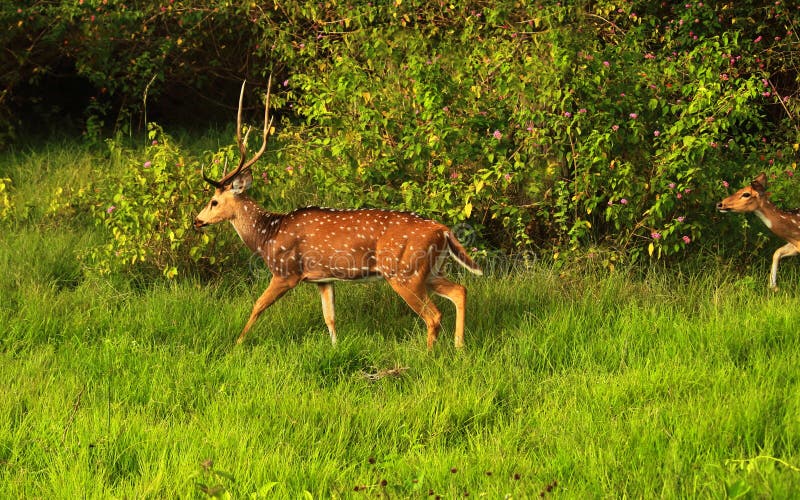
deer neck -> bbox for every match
[753,199,777,230]
[229,196,281,254]
[754,198,800,242]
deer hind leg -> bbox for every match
[428,276,467,348]
[387,276,442,350]
[237,275,299,344]
[770,243,800,291]
[318,283,337,344]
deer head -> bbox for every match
[194,77,272,229]
[716,172,768,213]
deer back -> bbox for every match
[251,207,453,282]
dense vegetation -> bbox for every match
[3,0,799,274]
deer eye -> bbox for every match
[741,192,751,198]
[211,199,219,207]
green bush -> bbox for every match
[5,1,799,269]
[77,124,242,278]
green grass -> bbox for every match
[1,141,800,498]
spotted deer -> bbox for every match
[717,172,800,291]
[193,80,482,348]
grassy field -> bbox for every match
[2,141,800,498]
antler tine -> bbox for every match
[236,80,247,161]
[201,163,222,188]
[242,73,273,171]
[214,77,272,187]
[215,81,250,187]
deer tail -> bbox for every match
[445,231,483,276]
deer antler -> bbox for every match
[203,76,273,188]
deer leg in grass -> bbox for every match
[427,276,467,349]
[237,275,300,344]
[771,243,800,291]
[387,277,443,350]
[318,283,337,344]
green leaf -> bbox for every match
[252,482,279,498]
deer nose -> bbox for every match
[716,202,726,211]
[193,218,208,229]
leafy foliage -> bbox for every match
[5,1,800,272]
[77,125,242,278]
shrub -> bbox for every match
[5,1,799,269]
[78,124,242,278]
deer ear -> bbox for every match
[230,169,253,194]
[751,172,768,193]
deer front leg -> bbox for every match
[237,275,299,344]
[770,243,800,291]
[318,283,337,344]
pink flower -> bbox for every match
[668,182,676,189]
[143,161,152,168]
[654,130,661,137]
[754,35,763,43]
[620,198,628,205]
[493,130,503,140]
[651,232,661,240]
[151,140,158,146]
[682,235,691,244]
[612,125,619,131]
[603,61,610,67]
[578,108,587,114]
[677,216,685,222]
[106,206,116,214]
[722,180,729,188]
[504,173,512,182]
[629,113,638,119]
[563,112,572,118]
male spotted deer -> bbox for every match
[717,172,800,291]
[193,80,482,348]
